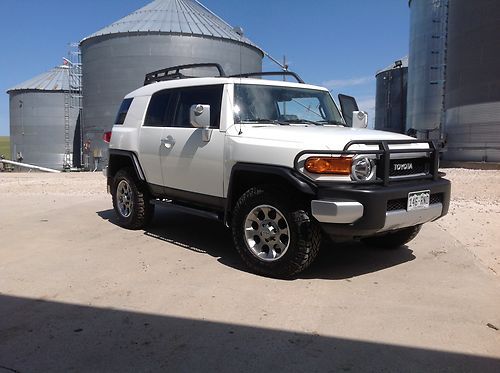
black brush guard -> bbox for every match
[294,140,440,186]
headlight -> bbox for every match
[351,157,376,181]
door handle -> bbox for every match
[161,136,175,149]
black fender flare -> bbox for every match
[108,149,146,181]
[224,163,317,225]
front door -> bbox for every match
[160,85,225,199]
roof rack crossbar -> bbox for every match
[144,63,227,85]
[229,71,305,84]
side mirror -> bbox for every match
[338,94,359,127]
[190,104,211,128]
[352,111,368,128]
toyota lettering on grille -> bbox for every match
[394,162,413,171]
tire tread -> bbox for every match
[231,186,321,278]
[112,168,154,230]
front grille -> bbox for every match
[387,193,443,211]
[430,193,442,205]
[387,198,407,211]
[389,158,430,178]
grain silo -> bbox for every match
[444,0,500,162]
[375,57,408,134]
[407,0,448,141]
[7,65,80,170]
[80,0,264,170]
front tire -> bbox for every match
[362,225,422,249]
[112,168,154,230]
[231,187,321,278]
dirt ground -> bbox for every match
[0,169,499,372]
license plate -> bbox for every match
[407,190,430,211]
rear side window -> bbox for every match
[115,98,133,125]
[144,90,172,127]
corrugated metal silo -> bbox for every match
[7,65,79,170]
[444,0,500,162]
[407,0,448,140]
[80,0,264,170]
[375,57,408,134]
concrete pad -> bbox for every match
[0,173,499,372]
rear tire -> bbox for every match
[362,225,422,249]
[112,168,154,230]
[231,186,321,278]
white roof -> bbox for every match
[81,0,262,52]
[126,77,328,98]
[7,65,69,93]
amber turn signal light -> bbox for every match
[304,157,352,175]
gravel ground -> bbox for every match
[436,168,500,276]
[0,171,106,197]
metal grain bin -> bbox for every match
[375,57,408,134]
[80,0,264,170]
[407,0,448,140]
[7,65,79,170]
[444,0,500,162]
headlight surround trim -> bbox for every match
[351,157,376,182]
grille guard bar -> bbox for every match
[294,140,440,186]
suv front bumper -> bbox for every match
[311,178,451,237]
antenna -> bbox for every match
[233,26,244,76]
[233,26,245,135]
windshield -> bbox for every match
[234,84,345,125]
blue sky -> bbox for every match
[0,0,410,136]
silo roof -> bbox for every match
[7,65,69,93]
[81,0,263,52]
[376,56,409,75]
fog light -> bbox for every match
[351,157,375,181]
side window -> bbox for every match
[144,90,172,127]
[172,85,223,128]
[115,98,133,125]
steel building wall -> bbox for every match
[407,0,448,140]
[81,34,263,169]
[9,91,79,170]
[375,66,408,134]
[444,0,500,161]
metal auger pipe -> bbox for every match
[0,159,61,173]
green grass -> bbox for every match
[0,137,10,160]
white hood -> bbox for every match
[238,125,414,150]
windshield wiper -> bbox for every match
[282,119,323,126]
[240,118,289,125]
[316,120,347,126]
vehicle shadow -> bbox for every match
[300,241,416,280]
[97,207,415,280]
[97,207,246,272]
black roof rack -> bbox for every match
[144,63,306,85]
[229,71,305,84]
[144,63,227,85]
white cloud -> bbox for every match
[356,97,376,112]
[322,76,374,89]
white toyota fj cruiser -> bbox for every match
[105,63,451,278]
